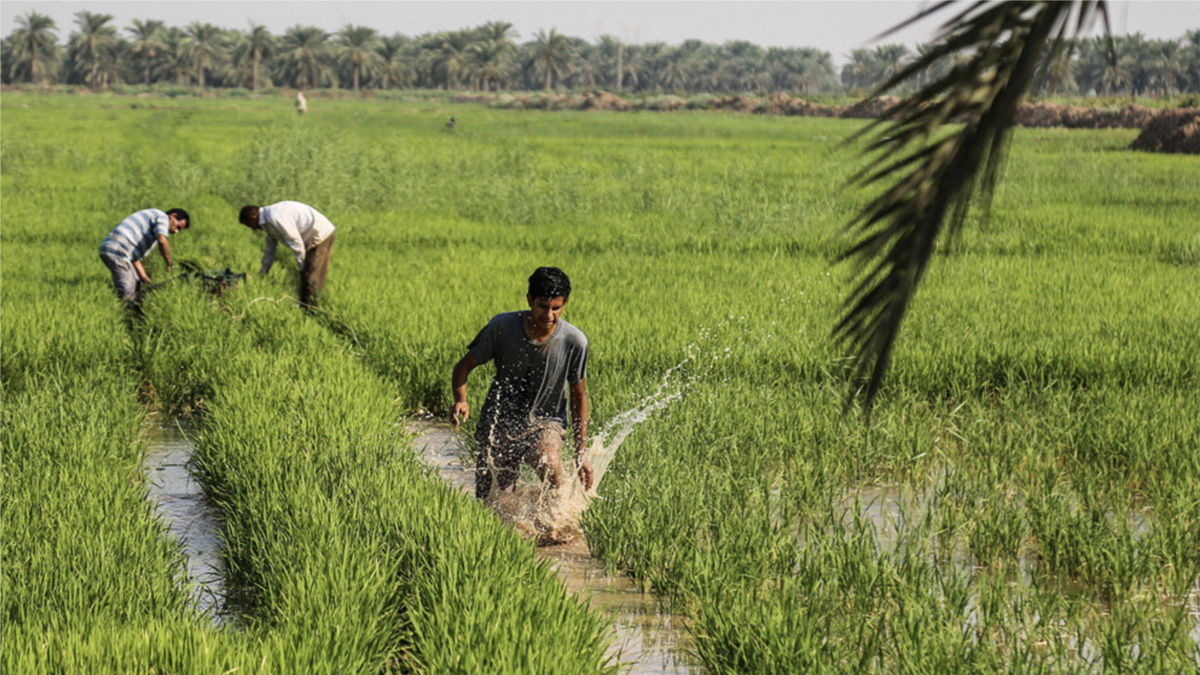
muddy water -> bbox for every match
[409,421,703,674]
[143,420,229,623]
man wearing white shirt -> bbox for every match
[239,201,337,309]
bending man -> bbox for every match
[239,201,336,309]
[452,267,594,505]
[99,207,190,307]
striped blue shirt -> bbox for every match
[99,209,170,262]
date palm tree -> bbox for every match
[231,23,275,91]
[719,40,767,92]
[186,22,226,88]
[469,22,517,90]
[126,19,166,87]
[476,20,517,46]
[379,34,417,89]
[67,12,120,90]
[6,12,59,84]
[1146,41,1186,95]
[467,38,517,91]
[528,29,574,90]
[592,35,623,89]
[157,26,192,85]
[337,24,383,92]
[421,30,472,89]
[837,1,1112,410]
[277,25,334,89]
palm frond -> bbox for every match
[837,1,1108,413]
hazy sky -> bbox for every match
[3,1,1197,68]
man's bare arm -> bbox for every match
[451,353,479,427]
[157,234,173,270]
[133,260,151,284]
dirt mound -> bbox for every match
[1014,102,1157,129]
[766,93,841,117]
[577,90,632,111]
[1130,109,1200,154]
[711,95,761,113]
[840,96,905,120]
[766,94,908,119]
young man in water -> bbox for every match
[452,267,594,506]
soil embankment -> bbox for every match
[454,90,1199,153]
[1129,109,1200,154]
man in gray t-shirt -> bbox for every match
[452,267,594,504]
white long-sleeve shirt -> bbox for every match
[258,201,335,274]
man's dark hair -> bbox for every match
[167,208,190,226]
[528,267,571,300]
[238,205,259,225]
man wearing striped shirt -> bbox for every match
[238,201,336,309]
[98,208,190,306]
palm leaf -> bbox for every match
[836,1,1109,413]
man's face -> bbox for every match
[240,209,261,231]
[527,295,567,331]
[168,215,188,234]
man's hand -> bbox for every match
[452,401,470,427]
[577,456,594,491]
[451,354,479,428]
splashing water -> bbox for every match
[484,352,695,545]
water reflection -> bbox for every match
[143,420,230,624]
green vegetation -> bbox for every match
[2,96,614,673]
[4,9,1200,96]
[3,95,1197,672]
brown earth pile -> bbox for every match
[1130,109,1200,154]
[712,95,761,113]
[840,96,905,120]
[1014,102,1158,129]
[336,87,1198,153]
[767,93,841,117]
[577,90,633,111]
[766,93,911,119]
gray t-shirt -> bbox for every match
[468,311,588,442]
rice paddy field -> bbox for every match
[2,92,1198,673]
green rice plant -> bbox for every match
[3,94,1196,672]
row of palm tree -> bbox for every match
[842,31,1200,97]
[1,11,828,94]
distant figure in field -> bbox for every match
[446,116,456,129]
[239,201,335,310]
[99,208,190,308]
[451,267,593,542]
[296,90,307,115]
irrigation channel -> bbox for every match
[410,420,703,674]
[141,414,702,671]
[142,418,232,624]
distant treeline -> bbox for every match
[4,11,1199,96]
